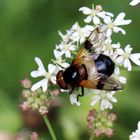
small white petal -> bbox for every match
[70,93,81,106]
[130,53,140,66]
[125,45,132,53]
[99,24,108,32]
[79,7,92,15]
[31,57,47,78]
[69,44,76,51]
[114,12,132,26]
[48,64,56,74]
[93,16,100,25]
[119,76,127,84]
[84,15,92,23]
[130,0,140,6]
[91,95,101,106]
[124,59,132,71]
[113,27,126,34]
[72,22,79,30]
[50,76,56,84]
[104,16,112,24]
[106,29,112,37]
[80,37,86,44]
[65,50,71,58]
[31,78,48,92]
[112,43,120,49]
[100,99,112,110]
[97,12,106,18]
[116,48,124,55]
[107,92,117,103]
[116,56,124,64]
[103,50,110,56]
[31,70,43,78]
[114,67,120,75]
[84,25,94,32]
[105,12,114,17]
[54,49,63,59]
[35,57,46,74]
[61,89,69,92]
[61,62,70,68]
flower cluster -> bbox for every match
[87,109,117,137]
[29,4,140,112]
[20,78,60,116]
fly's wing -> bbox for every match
[72,24,107,65]
[79,76,124,91]
[84,24,107,51]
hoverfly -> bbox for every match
[56,25,123,101]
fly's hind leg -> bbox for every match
[77,87,84,101]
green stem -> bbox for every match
[89,132,94,140]
[43,116,57,140]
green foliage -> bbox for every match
[0,0,140,139]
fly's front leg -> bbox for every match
[69,87,75,95]
[77,87,84,101]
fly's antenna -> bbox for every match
[56,63,66,69]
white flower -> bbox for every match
[70,93,81,106]
[91,90,117,110]
[112,67,127,84]
[58,29,73,44]
[79,5,113,25]
[101,38,120,56]
[104,12,132,37]
[31,57,56,92]
[56,42,76,58]
[52,49,70,71]
[130,0,140,6]
[116,45,140,71]
[71,22,94,44]
[129,121,140,140]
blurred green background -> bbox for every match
[0,0,140,139]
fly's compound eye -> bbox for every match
[56,70,68,90]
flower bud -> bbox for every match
[96,5,102,12]
[20,102,29,111]
[94,128,102,137]
[31,132,38,140]
[50,89,60,96]
[105,128,114,138]
[22,90,31,98]
[20,78,32,88]
[108,113,117,122]
[39,106,48,116]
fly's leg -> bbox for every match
[77,87,84,101]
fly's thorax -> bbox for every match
[63,64,87,86]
